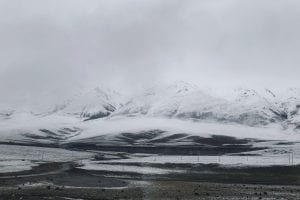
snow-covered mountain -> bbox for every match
[0,86,127,120]
[279,88,300,130]
[218,88,287,126]
[113,81,210,117]
[113,82,294,127]
[1,82,300,130]
[58,87,126,120]
[1,82,300,146]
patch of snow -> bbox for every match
[78,159,184,174]
[98,154,300,167]
[22,181,53,187]
[0,144,93,164]
[0,160,38,173]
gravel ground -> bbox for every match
[1,181,300,200]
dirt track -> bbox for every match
[1,180,300,200]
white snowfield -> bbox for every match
[76,141,300,173]
[78,159,184,174]
[0,117,300,173]
[0,160,38,173]
[0,113,81,143]
[96,153,300,167]
[73,117,300,141]
[0,115,299,144]
[81,139,300,167]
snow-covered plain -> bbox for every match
[96,154,299,167]
[76,138,300,169]
[73,117,300,142]
[0,144,93,173]
[76,143,300,174]
[0,160,38,173]
[78,159,184,174]
[0,144,93,162]
[1,114,299,145]
[1,117,300,173]
[0,113,80,143]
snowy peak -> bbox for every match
[114,85,298,127]
[232,88,274,102]
[59,86,126,120]
[143,81,199,98]
[113,82,203,117]
[0,86,127,120]
[232,88,276,110]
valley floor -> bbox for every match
[1,142,300,199]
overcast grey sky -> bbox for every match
[0,0,300,104]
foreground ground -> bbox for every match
[0,139,300,199]
[1,180,300,200]
[0,160,300,199]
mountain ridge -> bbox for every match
[1,82,299,130]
